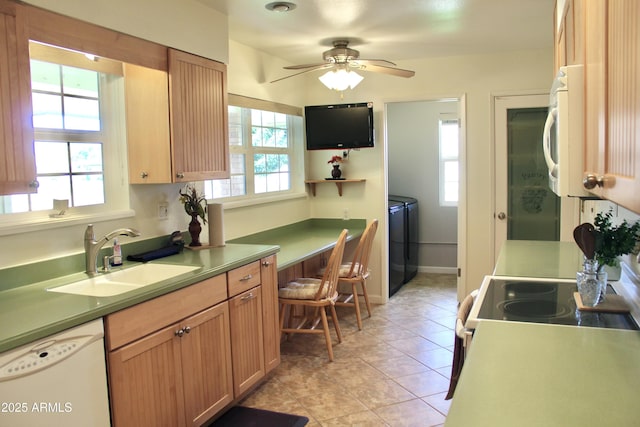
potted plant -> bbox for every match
[593,209,640,272]
[179,185,207,246]
[574,209,640,306]
[328,155,343,179]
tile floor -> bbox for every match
[240,273,458,426]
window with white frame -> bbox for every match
[0,42,128,218]
[439,117,459,207]
[204,96,303,202]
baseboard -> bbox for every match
[418,266,458,275]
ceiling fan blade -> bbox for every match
[284,62,329,70]
[270,64,333,83]
[354,63,415,78]
[352,59,398,67]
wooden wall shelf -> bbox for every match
[305,179,366,196]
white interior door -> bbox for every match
[494,93,552,262]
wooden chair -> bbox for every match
[320,219,378,330]
[445,289,478,400]
[278,229,348,362]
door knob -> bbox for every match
[497,212,506,220]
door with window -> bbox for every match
[494,94,561,261]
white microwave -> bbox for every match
[542,65,590,197]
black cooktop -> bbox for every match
[477,279,639,330]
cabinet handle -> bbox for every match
[583,174,605,190]
[175,326,191,337]
[140,172,148,178]
[262,261,271,267]
[29,180,39,188]
[176,173,185,179]
[240,274,253,281]
[241,292,256,301]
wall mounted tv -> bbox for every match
[304,102,374,150]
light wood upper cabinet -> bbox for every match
[583,0,607,188]
[600,0,640,212]
[125,50,230,184]
[0,0,36,195]
[582,0,640,213]
[124,63,172,184]
[168,49,229,182]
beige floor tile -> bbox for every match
[422,391,452,416]
[239,273,457,426]
[321,409,390,426]
[366,354,430,378]
[393,370,451,398]
[412,347,454,370]
[299,389,368,421]
[374,399,447,427]
[347,378,417,409]
[387,335,441,355]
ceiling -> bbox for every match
[198,0,556,67]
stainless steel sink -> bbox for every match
[48,263,201,297]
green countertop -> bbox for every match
[447,239,640,426]
[493,240,584,279]
[0,244,278,353]
[445,321,640,427]
[229,218,365,270]
[0,218,363,354]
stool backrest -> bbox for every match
[314,229,348,300]
[344,219,378,279]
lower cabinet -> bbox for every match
[108,303,232,427]
[229,286,264,396]
[105,256,280,427]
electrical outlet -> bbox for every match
[343,208,349,220]
[158,203,168,220]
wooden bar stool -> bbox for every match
[319,219,378,330]
[278,229,348,362]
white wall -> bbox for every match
[387,100,459,271]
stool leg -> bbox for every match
[351,282,363,330]
[320,308,334,362]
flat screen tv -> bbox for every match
[304,102,374,150]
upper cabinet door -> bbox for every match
[168,49,229,182]
[601,0,640,213]
[583,0,607,197]
[0,0,36,195]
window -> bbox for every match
[205,96,303,202]
[439,117,459,207]
[0,42,129,219]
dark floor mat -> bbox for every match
[209,406,308,427]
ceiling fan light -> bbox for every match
[265,2,297,12]
[319,69,363,91]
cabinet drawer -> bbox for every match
[105,274,227,350]
[227,261,261,297]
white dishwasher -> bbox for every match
[0,319,111,427]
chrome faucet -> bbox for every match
[84,224,141,275]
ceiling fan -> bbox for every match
[270,39,416,84]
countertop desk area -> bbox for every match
[228,218,366,271]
